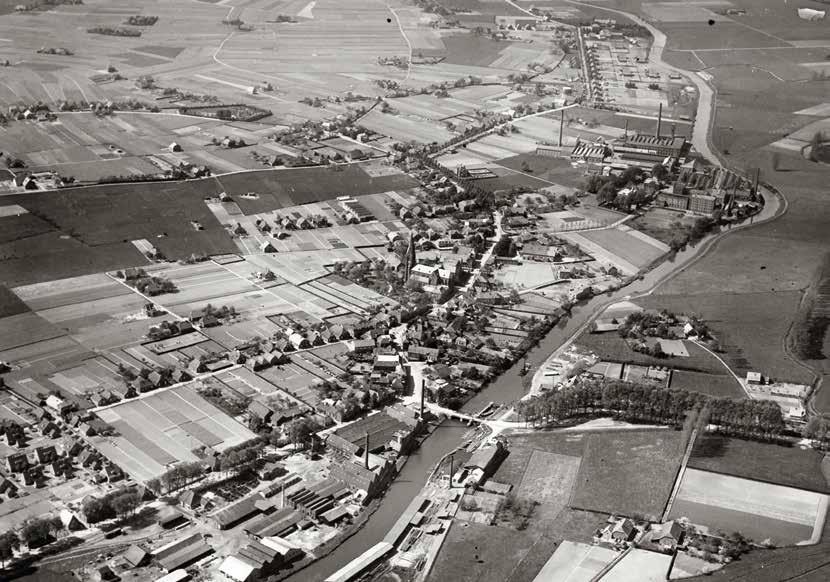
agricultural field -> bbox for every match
[92,383,256,482]
[498,153,588,190]
[668,370,745,399]
[560,226,667,275]
[0,112,284,183]
[576,330,729,374]
[570,429,682,521]
[214,163,417,207]
[530,541,618,582]
[668,468,827,546]
[688,435,830,494]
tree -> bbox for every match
[83,496,115,524]
[288,417,322,450]
[21,517,61,548]
[651,163,668,181]
[597,181,617,206]
[112,492,141,518]
[0,531,19,567]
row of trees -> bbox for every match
[146,461,203,495]
[517,378,786,441]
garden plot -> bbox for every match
[668,468,828,545]
[47,356,126,396]
[92,383,255,482]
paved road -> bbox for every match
[561,0,720,165]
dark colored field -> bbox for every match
[497,153,585,189]
[668,497,812,547]
[216,165,417,215]
[668,370,745,399]
[661,22,787,51]
[576,331,728,374]
[475,169,555,193]
[0,285,30,318]
[434,0,525,17]
[0,214,56,244]
[689,435,830,494]
[441,33,509,67]
[427,509,603,582]
[0,312,66,351]
[570,429,682,521]
[684,541,830,582]
[2,179,226,247]
[0,166,413,285]
[0,232,149,287]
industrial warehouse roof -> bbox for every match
[325,542,394,582]
[332,411,412,453]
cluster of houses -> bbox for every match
[594,516,685,554]
[1,412,122,493]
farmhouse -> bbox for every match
[650,520,684,551]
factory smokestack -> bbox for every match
[656,103,663,138]
[559,109,564,147]
[419,377,425,418]
[449,453,454,489]
[364,433,370,469]
[753,167,760,195]
[623,119,629,141]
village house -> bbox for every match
[650,520,684,551]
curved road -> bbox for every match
[561,0,720,165]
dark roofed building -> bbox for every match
[326,411,419,459]
[124,545,150,568]
[210,497,261,530]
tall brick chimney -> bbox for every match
[656,102,663,138]
[364,432,370,469]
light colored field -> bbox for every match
[560,231,639,275]
[604,548,673,582]
[93,383,255,482]
[579,226,667,269]
[494,263,563,290]
[794,103,830,116]
[48,356,124,395]
[517,450,580,511]
[360,110,454,144]
[642,3,732,22]
[531,540,617,582]
[0,204,28,217]
[658,339,689,357]
[674,468,827,527]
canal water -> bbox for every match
[285,210,781,581]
